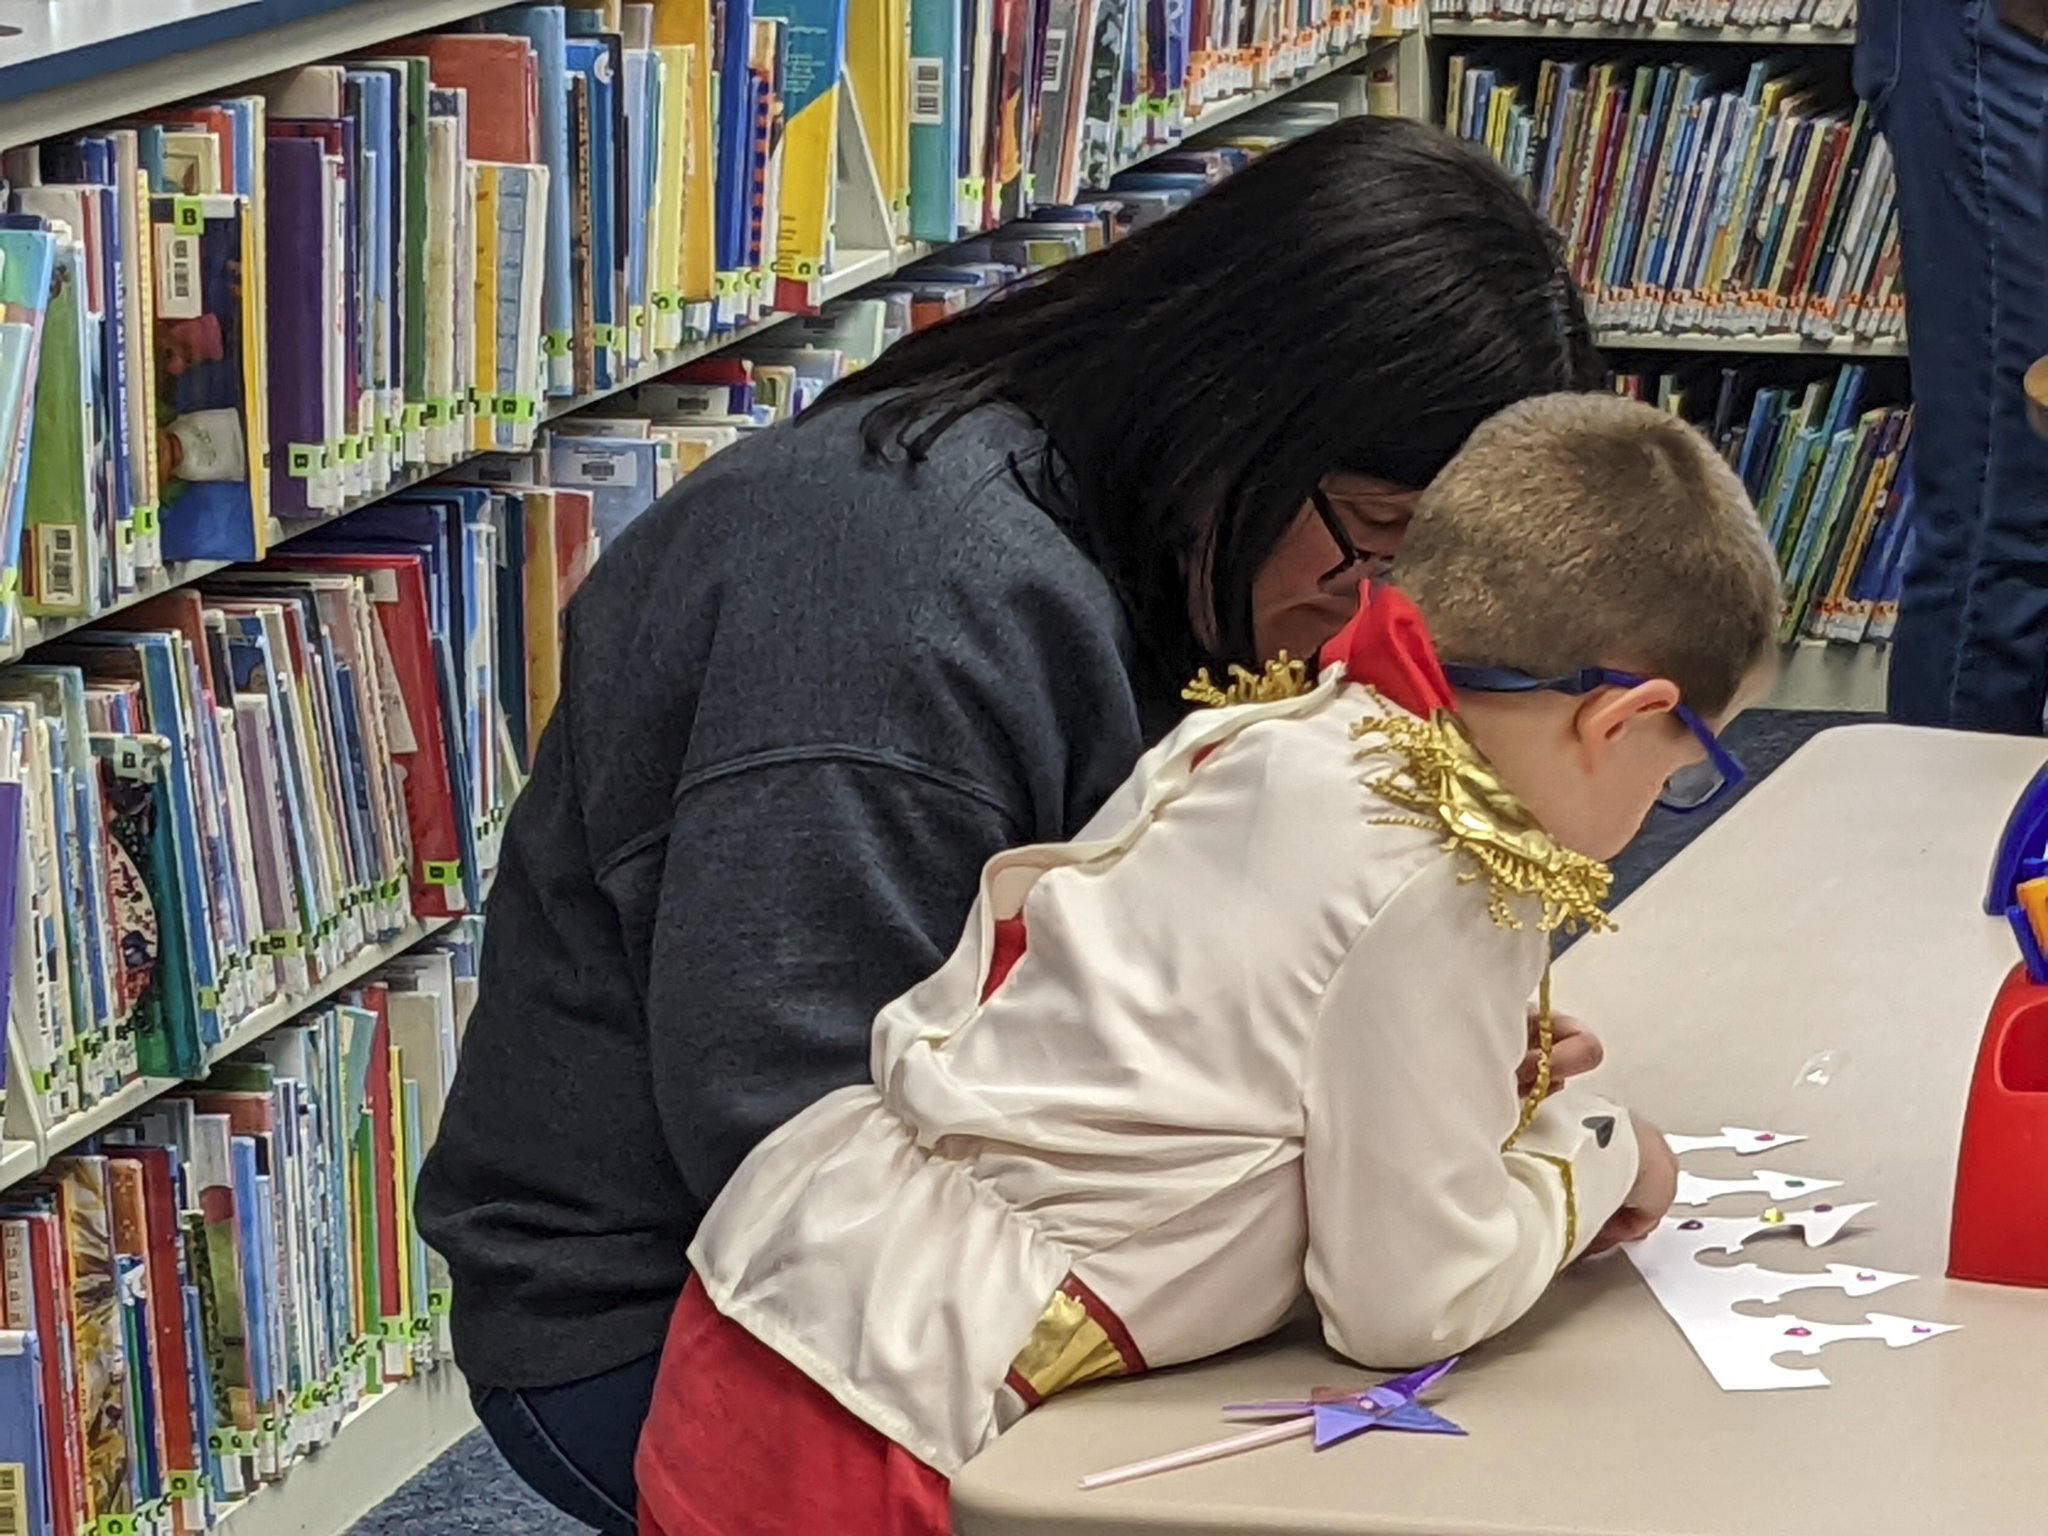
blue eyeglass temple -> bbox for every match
[1438,663,1747,815]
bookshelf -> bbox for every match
[0,0,514,152]
[1426,19,1853,44]
[1768,636,1890,712]
[0,12,1415,1536]
[206,1365,477,1536]
[1430,9,1910,700]
[0,22,1402,670]
[0,1132,37,1187]
[1598,331,1906,358]
[2,916,458,1190]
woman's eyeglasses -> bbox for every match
[1310,487,1398,589]
[1438,663,1747,814]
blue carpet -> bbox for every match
[350,1429,586,1536]
[1606,710,1863,909]
[349,709,1869,1535]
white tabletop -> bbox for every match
[952,723,2048,1536]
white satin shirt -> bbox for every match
[687,666,1643,1476]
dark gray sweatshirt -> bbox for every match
[415,397,1174,1387]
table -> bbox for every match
[952,723,2048,1536]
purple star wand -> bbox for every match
[1079,1359,1465,1490]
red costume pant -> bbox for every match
[637,1278,955,1536]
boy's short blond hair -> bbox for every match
[1391,392,1782,717]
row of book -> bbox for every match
[1428,0,1855,25]
[468,210,1148,539]
[481,95,1355,542]
[0,493,594,1145]
[0,0,1403,657]
[1615,361,1912,644]
[0,923,479,1536]
[535,103,1918,665]
[1446,53,1900,344]
[1,76,1346,1153]
[986,0,1409,228]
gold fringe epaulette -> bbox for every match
[1351,696,1614,936]
[1183,653,1311,709]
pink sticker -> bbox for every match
[1785,1327,1812,1337]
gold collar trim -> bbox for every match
[1183,654,1312,709]
[1351,695,1614,935]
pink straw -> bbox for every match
[1078,1415,1314,1490]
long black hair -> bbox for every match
[821,114,1604,687]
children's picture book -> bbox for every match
[55,1158,131,1524]
[148,193,267,563]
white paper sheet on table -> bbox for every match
[1626,1134,1959,1391]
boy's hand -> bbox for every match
[1585,1113,1678,1256]
[1520,1007,1603,1095]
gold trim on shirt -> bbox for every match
[1351,699,1614,936]
[1503,967,1557,1153]
[1529,1151,1580,1269]
[1183,653,1312,709]
[1004,1277,1145,1407]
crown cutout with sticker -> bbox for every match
[1625,1132,1960,1391]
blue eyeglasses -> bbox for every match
[1439,664,1746,815]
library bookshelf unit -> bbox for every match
[0,7,1419,1536]
[1419,10,1900,713]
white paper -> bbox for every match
[1639,1308,1959,1392]
[1665,1126,1807,1157]
[1625,1200,1959,1392]
[1673,1169,1845,1207]
[1666,1201,1876,1254]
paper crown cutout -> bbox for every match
[1632,1135,1960,1391]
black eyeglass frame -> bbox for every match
[1309,486,1376,588]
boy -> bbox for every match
[635,393,1783,1535]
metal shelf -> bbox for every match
[0,0,511,153]
[821,247,901,301]
[5,917,458,1190]
[38,1074,179,1165]
[1598,328,1905,357]
[0,1137,40,1187]
[212,1364,478,1536]
[1428,17,1853,43]
[1764,638,1890,713]
[12,556,238,661]
[204,917,458,1067]
[1184,35,1406,134]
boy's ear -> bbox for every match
[1570,678,1683,769]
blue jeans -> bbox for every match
[1860,0,2048,731]
[471,1352,660,1535]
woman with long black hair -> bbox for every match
[416,113,1604,1533]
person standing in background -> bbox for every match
[1859,0,2048,731]
[415,115,1605,1535]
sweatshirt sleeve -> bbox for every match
[1301,854,1640,1369]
